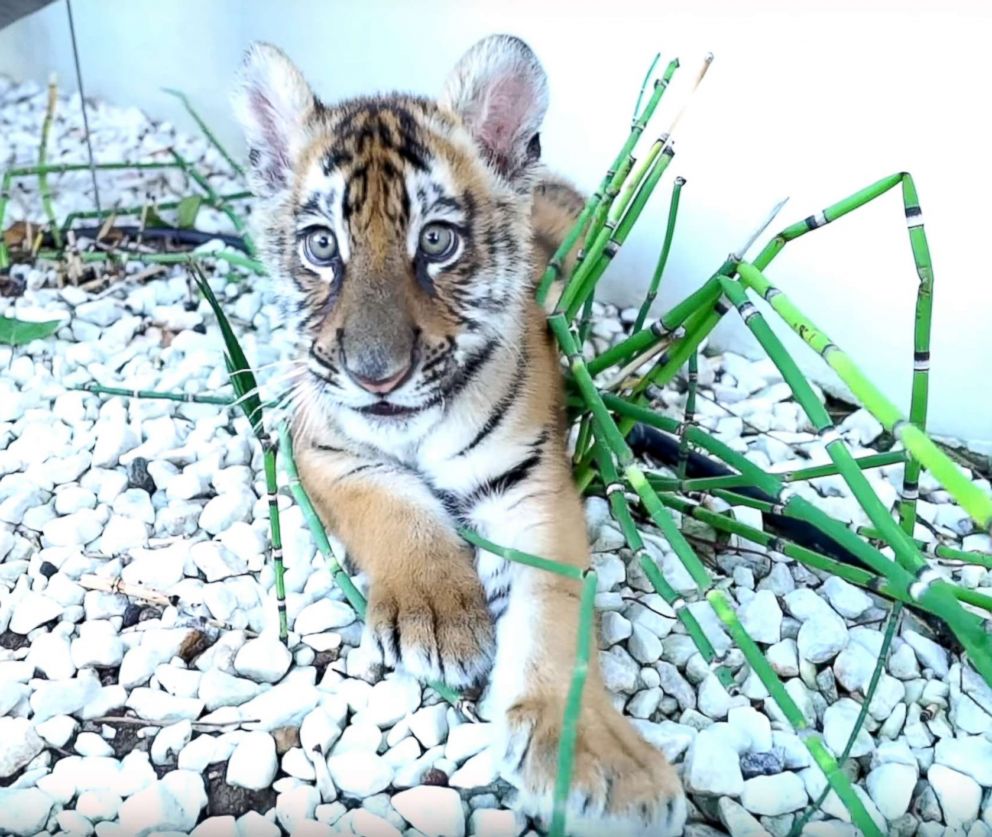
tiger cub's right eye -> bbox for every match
[302,228,338,267]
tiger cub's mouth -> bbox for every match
[358,401,426,419]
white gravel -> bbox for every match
[2,74,992,837]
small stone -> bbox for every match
[151,721,194,766]
[865,763,916,820]
[823,698,874,758]
[0,718,45,778]
[366,673,422,728]
[409,704,449,749]
[327,751,392,797]
[887,644,919,679]
[739,590,782,645]
[628,624,663,664]
[657,662,696,711]
[300,707,344,756]
[75,731,114,757]
[198,669,265,711]
[740,773,807,816]
[190,541,248,583]
[0,788,55,836]
[35,715,78,748]
[9,591,63,634]
[234,636,292,683]
[833,642,876,693]
[76,788,123,822]
[448,749,499,788]
[797,610,848,664]
[276,784,320,832]
[445,722,494,763]
[599,646,640,694]
[117,770,207,836]
[821,577,873,619]
[199,492,254,535]
[903,629,949,677]
[125,688,204,724]
[929,764,981,827]
[468,809,519,837]
[685,727,744,797]
[294,598,356,634]
[766,639,799,678]
[698,673,734,720]
[227,732,278,790]
[601,611,632,645]
[392,786,466,837]
[727,707,772,753]
[717,797,766,837]
[740,751,784,779]
[934,735,992,786]
[71,619,125,668]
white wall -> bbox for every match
[2,0,990,448]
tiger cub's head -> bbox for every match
[234,35,548,429]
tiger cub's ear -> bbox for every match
[233,42,318,198]
[440,34,549,185]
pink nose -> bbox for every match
[351,362,412,395]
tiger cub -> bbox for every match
[234,34,686,835]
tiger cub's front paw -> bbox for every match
[367,573,495,689]
[501,694,687,836]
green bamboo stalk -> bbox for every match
[72,383,233,405]
[535,58,679,305]
[277,423,367,617]
[34,249,266,275]
[646,450,906,493]
[708,590,883,837]
[262,441,288,639]
[458,529,583,581]
[561,146,677,320]
[38,76,62,249]
[857,526,992,567]
[549,570,598,837]
[737,261,992,532]
[633,176,685,331]
[163,88,246,176]
[751,173,905,271]
[676,349,697,478]
[61,190,251,231]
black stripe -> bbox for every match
[905,205,922,218]
[714,300,730,316]
[914,350,930,362]
[804,214,819,230]
[446,341,497,400]
[463,452,541,508]
[903,479,919,491]
[454,352,527,457]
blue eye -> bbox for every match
[302,228,338,266]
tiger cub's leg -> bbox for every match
[488,493,687,835]
[295,442,494,688]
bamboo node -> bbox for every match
[605,482,625,496]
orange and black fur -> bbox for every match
[234,35,686,834]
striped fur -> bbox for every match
[235,35,685,835]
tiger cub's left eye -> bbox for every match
[303,228,338,266]
[419,222,459,261]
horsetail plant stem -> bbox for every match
[633,176,685,332]
[535,58,679,306]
